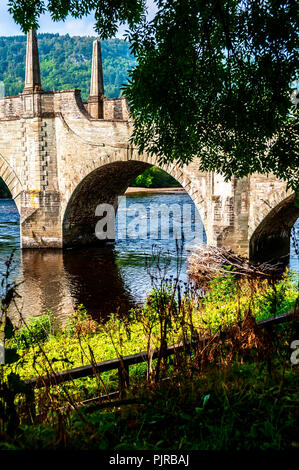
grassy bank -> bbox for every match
[0,270,298,450]
[5,271,298,377]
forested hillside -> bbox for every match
[0,33,135,100]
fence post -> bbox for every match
[118,360,129,399]
[25,385,36,423]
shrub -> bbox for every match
[14,312,56,349]
[65,304,99,336]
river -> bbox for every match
[0,191,298,325]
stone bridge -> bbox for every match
[0,31,297,261]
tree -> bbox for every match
[8,0,146,38]
[8,0,299,190]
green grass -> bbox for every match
[1,271,298,450]
[5,271,298,382]
[2,356,298,450]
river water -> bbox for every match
[0,191,298,325]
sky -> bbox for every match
[0,0,157,37]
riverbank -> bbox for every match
[1,193,299,324]
[9,272,298,377]
[1,271,298,450]
[125,186,185,194]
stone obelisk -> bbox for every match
[87,40,104,118]
[23,30,42,93]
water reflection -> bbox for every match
[2,191,204,323]
[14,250,75,325]
[0,194,298,325]
[63,246,135,319]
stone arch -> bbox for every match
[62,155,205,247]
[0,153,22,212]
[249,193,299,262]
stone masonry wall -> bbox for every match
[0,88,297,258]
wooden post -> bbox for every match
[118,361,129,399]
[25,385,36,423]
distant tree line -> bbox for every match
[0,33,135,100]
[131,167,180,188]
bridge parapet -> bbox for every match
[0,90,129,122]
[0,95,22,119]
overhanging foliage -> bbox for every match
[8,0,299,190]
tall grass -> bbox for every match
[0,248,298,449]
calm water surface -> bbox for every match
[0,192,298,325]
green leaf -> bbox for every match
[203,394,210,408]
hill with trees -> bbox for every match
[0,33,135,100]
